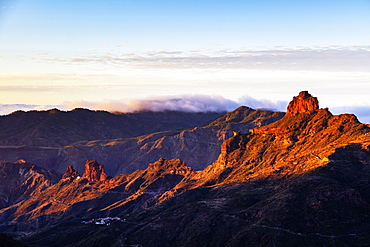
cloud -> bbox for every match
[64,95,240,113]
[238,96,288,112]
[33,52,49,56]
[31,45,370,72]
[1,94,370,123]
[0,94,285,116]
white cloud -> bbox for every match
[1,94,370,123]
[63,95,240,113]
[238,96,288,112]
[24,45,370,73]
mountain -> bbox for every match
[0,158,195,233]
[58,106,284,175]
[1,91,370,246]
[0,160,61,210]
[0,107,284,175]
[0,108,224,147]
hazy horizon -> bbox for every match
[1,93,370,123]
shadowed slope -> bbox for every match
[0,107,283,176]
[2,91,370,246]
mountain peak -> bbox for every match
[286,91,319,115]
[81,159,109,182]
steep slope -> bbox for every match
[55,107,284,175]
[0,158,195,233]
[159,92,369,192]
[70,91,369,247]
[2,91,370,247]
[0,107,283,175]
[121,92,370,247]
[0,160,61,210]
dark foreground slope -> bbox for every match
[1,91,370,247]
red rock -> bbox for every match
[62,165,80,180]
[286,91,319,115]
[81,159,108,182]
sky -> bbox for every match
[1,0,370,122]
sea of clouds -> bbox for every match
[1,94,369,123]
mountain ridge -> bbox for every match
[0,106,284,175]
[0,91,369,246]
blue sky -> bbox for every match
[1,0,370,121]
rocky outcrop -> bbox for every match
[0,158,195,231]
[125,157,195,192]
[286,91,319,115]
[62,166,80,180]
[81,159,109,182]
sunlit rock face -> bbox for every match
[61,165,80,181]
[286,91,319,115]
[82,159,109,182]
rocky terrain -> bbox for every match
[0,91,369,246]
[0,160,61,210]
[0,107,284,175]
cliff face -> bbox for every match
[118,92,370,247]
[198,91,369,185]
[1,91,370,247]
[81,159,108,182]
[286,90,319,115]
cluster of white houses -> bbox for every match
[81,216,125,225]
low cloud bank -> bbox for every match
[64,95,240,113]
[238,96,287,112]
[1,95,369,123]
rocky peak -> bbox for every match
[82,159,109,182]
[62,165,80,180]
[147,158,194,176]
[286,91,319,115]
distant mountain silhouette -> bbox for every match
[0,108,225,147]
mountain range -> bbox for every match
[0,106,283,175]
[0,91,369,247]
